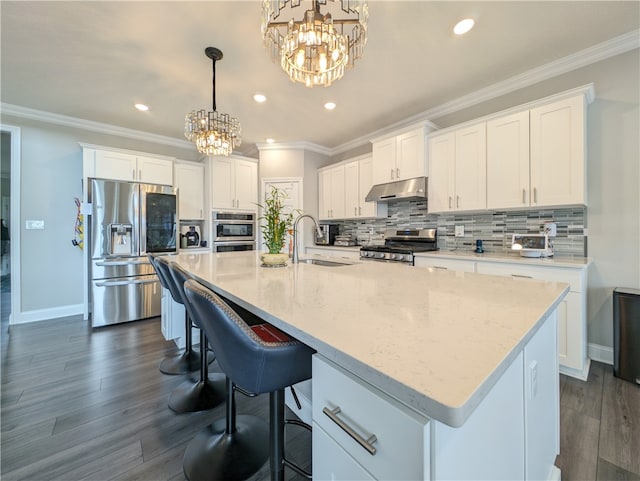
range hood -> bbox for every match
[365,176,428,203]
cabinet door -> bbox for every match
[557,291,583,372]
[487,111,530,209]
[396,127,426,181]
[454,123,486,211]
[330,165,346,219]
[414,256,476,273]
[372,137,396,184]
[174,162,204,220]
[530,96,585,206]
[94,150,137,182]
[344,160,360,218]
[428,132,455,213]
[313,425,376,481]
[235,159,258,210]
[358,155,378,218]
[211,157,235,210]
[137,155,173,185]
[318,169,331,220]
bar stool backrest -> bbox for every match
[184,279,314,395]
[148,254,170,291]
[154,256,183,305]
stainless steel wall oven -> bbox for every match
[212,211,256,252]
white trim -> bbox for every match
[1,103,194,150]
[11,303,84,325]
[588,343,614,365]
[78,142,176,162]
[1,124,21,325]
[560,358,591,381]
[256,141,332,156]
[331,29,639,155]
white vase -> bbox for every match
[260,252,289,267]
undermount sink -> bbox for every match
[299,258,353,267]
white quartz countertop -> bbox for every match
[173,251,568,427]
[415,249,591,269]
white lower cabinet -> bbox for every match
[413,256,476,273]
[305,247,360,261]
[160,287,185,341]
[312,355,430,481]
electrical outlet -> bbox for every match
[368,227,374,235]
[25,220,45,230]
[454,225,464,237]
[541,221,557,237]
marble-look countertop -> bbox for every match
[172,251,568,427]
[415,249,591,269]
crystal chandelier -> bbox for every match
[184,47,241,156]
[261,0,368,88]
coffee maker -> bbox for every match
[180,225,201,248]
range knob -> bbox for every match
[395,254,405,262]
[375,252,386,259]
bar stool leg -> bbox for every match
[183,377,269,481]
[159,312,201,374]
[270,389,285,481]
[168,330,226,413]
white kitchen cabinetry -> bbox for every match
[476,260,589,380]
[160,287,185,341]
[530,95,586,207]
[371,126,427,185]
[305,246,360,261]
[428,123,486,213]
[487,110,530,209]
[83,146,174,185]
[210,156,258,211]
[319,164,345,220]
[174,161,204,220]
[313,355,431,481]
[344,155,388,219]
[413,256,476,273]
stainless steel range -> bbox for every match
[360,228,437,265]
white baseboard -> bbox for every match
[11,303,84,324]
[588,343,614,365]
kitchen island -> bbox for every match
[172,251,568,480]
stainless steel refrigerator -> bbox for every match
[88,178,178,327]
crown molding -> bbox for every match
[331,29,639,155]
[256,140,332,156]
[0,103,195,150]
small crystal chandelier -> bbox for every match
[261,0,368,88]
[184,47,241,156]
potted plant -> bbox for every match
[257,186,297,266]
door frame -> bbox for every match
[1,124,22,324]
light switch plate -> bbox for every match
[26,220,45,230]
[455,225,464,237]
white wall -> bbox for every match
[432,50,640,352]
[1,114,199,321]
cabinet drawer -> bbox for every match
[313,424,376,481]
[476,262,583,292]
[414,256,476,273]
[312,355,430,481]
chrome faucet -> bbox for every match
[292,213,323,264]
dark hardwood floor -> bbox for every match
[1,310,639,480]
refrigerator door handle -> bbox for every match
[95,260,149,267]
[95,277,158,287]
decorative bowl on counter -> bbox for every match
[260,252,289,267]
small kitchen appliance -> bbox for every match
[334,234,357,247]
[511,234,553,258]
[211,211,256,252]
[360,228,437,265]
[180,225,201,248]
[315,224,339,245]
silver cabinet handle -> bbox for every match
[139,169,142,181]
[533,188,538,204]
[354,207,357,216]
[522,189,526,204]
[434,266,448,270]
[95,260,149,267]
[322,406,377,455]
[448,196,452,209]
[456,195,460,208]
[396,167,400,178]
[390,168,394,180]
[132,169,136,180]
[512,274,533,279]
[359,206,362,216]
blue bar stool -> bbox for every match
[164,261,226,413]
[182,278,315,481]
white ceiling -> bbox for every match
[1,1,638,157]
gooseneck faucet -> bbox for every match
[292,213,323,264]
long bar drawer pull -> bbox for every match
[512,274,533,279]
[95,278,158,287]
[322,406,377,455]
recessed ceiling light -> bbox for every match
[265,138,275,144]
[453,18,475,35]
[254,94,267,103]
[134,103,149,111]
[324,102,336,110]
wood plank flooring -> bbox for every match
[2,313,639,480]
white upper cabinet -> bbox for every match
[174,161,204,220]
[210,156,258,211]
[319,164,345,220]
[530,95,586,207]
[344,160,360,218]
[371,126,427,185]
[82,146,174,185]
[428,123,486,213]
[487,111,531,209]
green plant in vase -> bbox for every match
[257,186,297,266]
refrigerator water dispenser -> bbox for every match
[110,224,133,255]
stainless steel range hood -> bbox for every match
[365,176,428,202]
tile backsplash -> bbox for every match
[335,200,587,257]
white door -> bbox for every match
[211,157,235,210]
[428,132,455,213]
[371,137,396,184]
[454,123,486,211]
[235,159,258,210]
[137,155,173,185]
[329,165,346,219]
[358,155,376,218]
[344,160,360,218]
[174,162,204,220]
[396,127,426,181]
[94,151,137,182]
